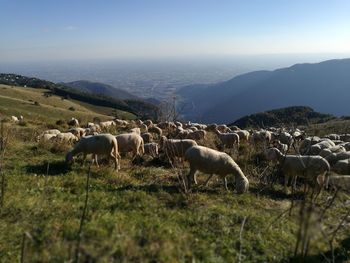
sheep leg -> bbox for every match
[224,177,229,191]
[203,174,214,187]
[93,154,99,168]
[110,152,118,170]
[187,167,197,189]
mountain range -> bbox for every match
[61,80,138,100]
[177,58,350,124]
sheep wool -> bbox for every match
[185,145,249,194]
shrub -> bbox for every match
[68,106,76,111]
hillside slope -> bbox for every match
[0,74,158,120]
[62,80,138,100]
[177,58,350,123]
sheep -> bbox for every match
[217,124,231,133]
[66,134,120,170]
[308,140,336,155]
[265,147,330,194]
[214,129,240,150]
[141,132,153,144]
[100,121,116,129]
[278,132,294,146]
[130,127,141,135]
[272,140,289,154]
[115,133,144,159]
[148,126,162,137]
[11,116,19,122]
[235,129,250,142]
[319,146,346,158]
[160,136,197,165]
[42,129,61,135]
[144,143,159,158]
[55,132,78,144]
[332,159,350,175]
[326,151,350,165]
[144,120,153,127]
[38,133,57,142]
[185,130,206,141]
[251,130,272,146]
[185,146,249,194]
[68,118,79,127]
[68,127,86,139]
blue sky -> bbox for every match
[1,0,350,62]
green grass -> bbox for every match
[0,124,349,262]
[0,101,350,262]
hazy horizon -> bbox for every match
[1,0,350,63]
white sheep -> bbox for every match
[332,159,350,175]
[43,129,61,135]
[265,147,330,194]
[185,145,249,194]
[319,146,346,158]
[148,125,162,137]
[68,127,86,139]
[11,116,19,122]
[55,132,78,144]
[160,136,197,165]
[115,133,144,159]
[251,130,272,146]
[130,127,141,135]
[235,130,250,142]
[272,140,289,154]
[66,133,120,170]
[214,129,240,150]
[144,143,159,158]
[185,130,206,141]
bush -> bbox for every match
[68,106,76,111]
[56,120,66,126]
[34,101,40,106]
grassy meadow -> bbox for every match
[0,85,350,262]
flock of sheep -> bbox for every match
[33,116,350,195]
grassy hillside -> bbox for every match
[0,74,158,120]
[0,98,349,262]
[0,84,135,123]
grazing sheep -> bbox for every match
[141,132,153,143]
[68,118,79,127]
[214,129,240,150]
[148,126,162,137]
[185,146,249,194]
[38,133,57,142]
[11,116,19,122]
[160,136,197,165]
[235,130,250,142]
[100,121,116,129]
[217,124,231,133]
[185,130,206,141]
[144,143,159,158]
[41,129,61,136]
[66,134,120,170]
[251,130,272,146]
[68,127,86,139]
[116,133,144,159]
[55,132,78,144]
[332,159,350,175]
[265,147,330,194]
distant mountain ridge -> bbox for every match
[231,106,335,128]
[61,80,138,100]
[177,58,350,124]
